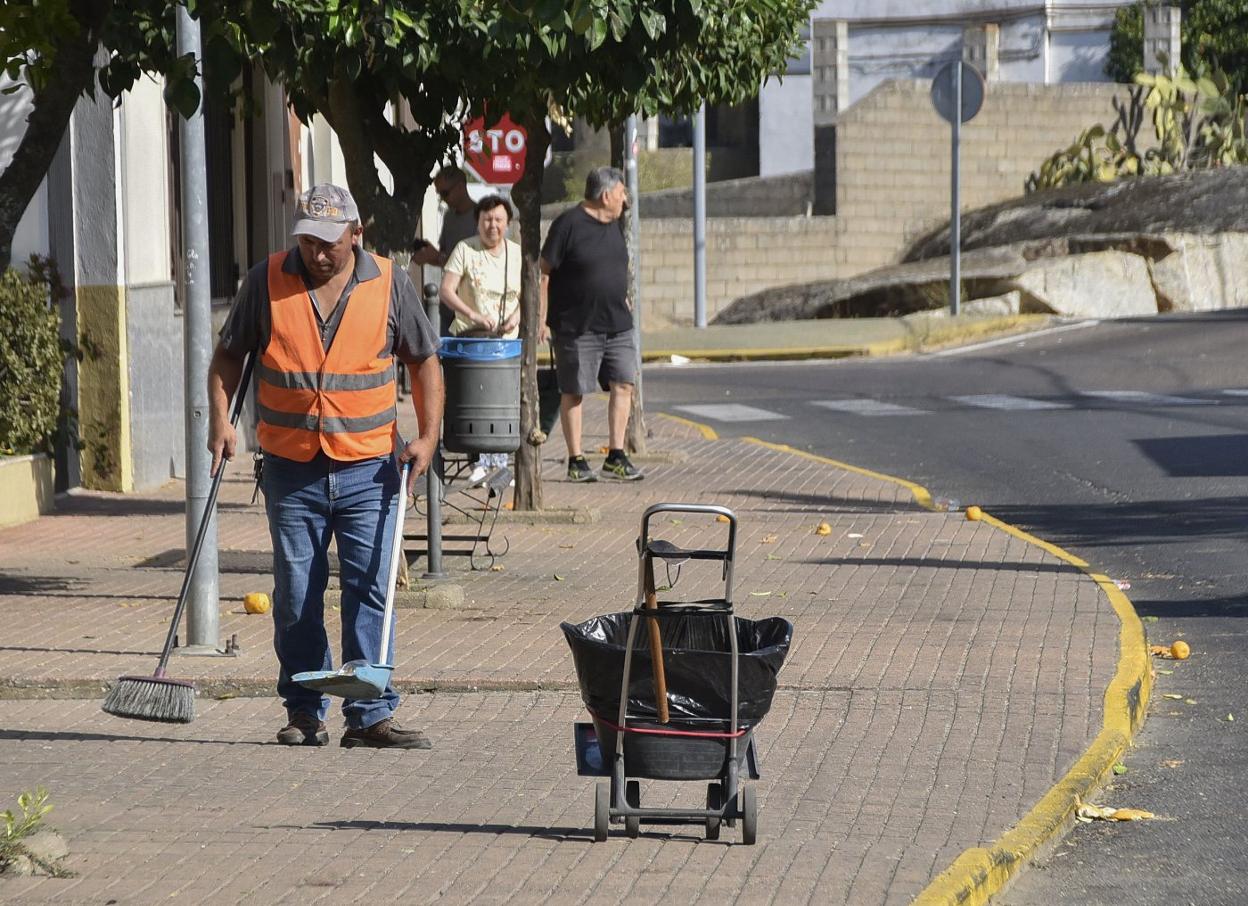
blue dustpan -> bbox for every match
[293,461,410,700]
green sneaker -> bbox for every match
[567,457,598,483]
[601,454,644,481]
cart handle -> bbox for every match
[639,502,736,591]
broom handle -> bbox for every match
[154,353,255,676]
[644,555,670,724]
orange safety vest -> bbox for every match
[256,251,396,462]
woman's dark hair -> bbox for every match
[474,194,513,222]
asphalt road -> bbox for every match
[641,311,1248,905]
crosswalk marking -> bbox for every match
[810,399,929,417]
[1080,390,1212,406]
[950,394,1070,411]
[673,389,1230,424]
[674,403,788,422]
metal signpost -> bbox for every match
[422,283,447,580]
[176,6,222,654]
[930,60,985,317]
[692,104,707,328]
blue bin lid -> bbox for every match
[439,337,522,360]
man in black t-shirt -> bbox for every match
[539,167,644,482]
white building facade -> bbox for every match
[759,0,1137,176]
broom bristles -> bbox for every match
[102,676,196,723]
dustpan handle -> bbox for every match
[376,457,411,668]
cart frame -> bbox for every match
[588,502,759,844]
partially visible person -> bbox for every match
[440,195,521,339]
[410,166,477,334]
[208,183,444,750]
[440,194,521,482]
[540,166,643,483]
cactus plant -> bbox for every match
[1026,62,1248,193]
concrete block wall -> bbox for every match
[637,217,842,328]
[834,79,1126,272]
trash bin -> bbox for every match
[439,337,521,453]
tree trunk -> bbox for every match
[609,123,625,171]
[615,122,648,454]
[0,3,106,270]
[510,113,550,511]
[325,77,432,256]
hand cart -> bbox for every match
[562,503,793,844]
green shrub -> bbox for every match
[0,266,63,456]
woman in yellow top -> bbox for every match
[440,195,521,339]
[440,194,522,483]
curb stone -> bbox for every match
[728,434,1152,906]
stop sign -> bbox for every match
[463,113,527,185]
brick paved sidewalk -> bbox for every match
[0,410,1120,904]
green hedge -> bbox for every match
[0,267,62,456]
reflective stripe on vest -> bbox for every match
[256,252,396,462]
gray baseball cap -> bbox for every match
[292,184,359,243]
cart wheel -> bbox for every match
[625,780,640,838]
[705,782,722,841]
[594,782,609,842]
[740,784,757,845]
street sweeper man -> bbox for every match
[208,183,443,750]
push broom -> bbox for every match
[103,355,254,723]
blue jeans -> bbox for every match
[262,451,401,729]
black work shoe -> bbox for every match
[601,454,644,481]
[277,713,328,746]
[341,718,432,749]
[567,457,598,483]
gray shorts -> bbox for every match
[553,330,637,395]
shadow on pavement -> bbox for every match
[50,496,254,518]
[732,488,919,514]
[0,573,83,594]
[1132,593,1248,620]
[989,496,1248,551]
[0,728,270,746]
[1134,434,1248,477]
[795,556,1079,573]
[314,819,593,841]
[0,644,156,657]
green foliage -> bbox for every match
[1107,1,1248,87]
[1,1,193,107]
[196,0,815,253]
[0,266,63,456]
[1026,63,1248,192]
[0,787,52,868]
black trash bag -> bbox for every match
[538,367,561,437]
[561,612,793,728]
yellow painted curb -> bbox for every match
[642,346,869,363]
[738,438,1151,906]
[638,315,1050,364]
[655,412,719,440]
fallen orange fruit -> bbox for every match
[1170,640,1190,660]
[965,505,983,521]
[243,592,271,615]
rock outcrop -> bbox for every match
[716,170,1248,324]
